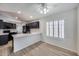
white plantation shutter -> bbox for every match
[59,20,64,38]
[49,21,53,37]
[54,20,58,37]
[46,22,50,36]
[46,20,64,39]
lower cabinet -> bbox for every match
[13,34,41,52]
[0,35,8,45]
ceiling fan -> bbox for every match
[37,3,49,14]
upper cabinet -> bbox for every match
[0,20,4,29]
[0,20,16,29]
[3,22,16,29]
[28,21,39,29]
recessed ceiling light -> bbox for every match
[15,17,18,19]
[17,11,21,14]
[30,16,33,18]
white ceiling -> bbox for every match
[0,3,78,22]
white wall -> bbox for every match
[40,8,77,52]
[77,6,79,55]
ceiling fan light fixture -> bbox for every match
[39,3,49,14]
[40,10,43,14]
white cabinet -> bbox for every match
[13,33,41,52]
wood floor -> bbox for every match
[0,41,77,56]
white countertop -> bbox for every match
[12,32,41,39]
[0,33,8,35]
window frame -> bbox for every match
[46,20,64,39]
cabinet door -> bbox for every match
[13,24,16,29]
[14,37,28,52]
[0,20,3,29]
[27,34,41,44]
[9,23,12,29]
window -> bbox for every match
[49,21,53,37]
[46,21,53,37]
[46,20,64,38]
[46,22,49,36]
[59,20,64,38]
[54,20,58,37]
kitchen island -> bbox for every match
[12,32,42,52]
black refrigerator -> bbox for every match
[23,25,30,33]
